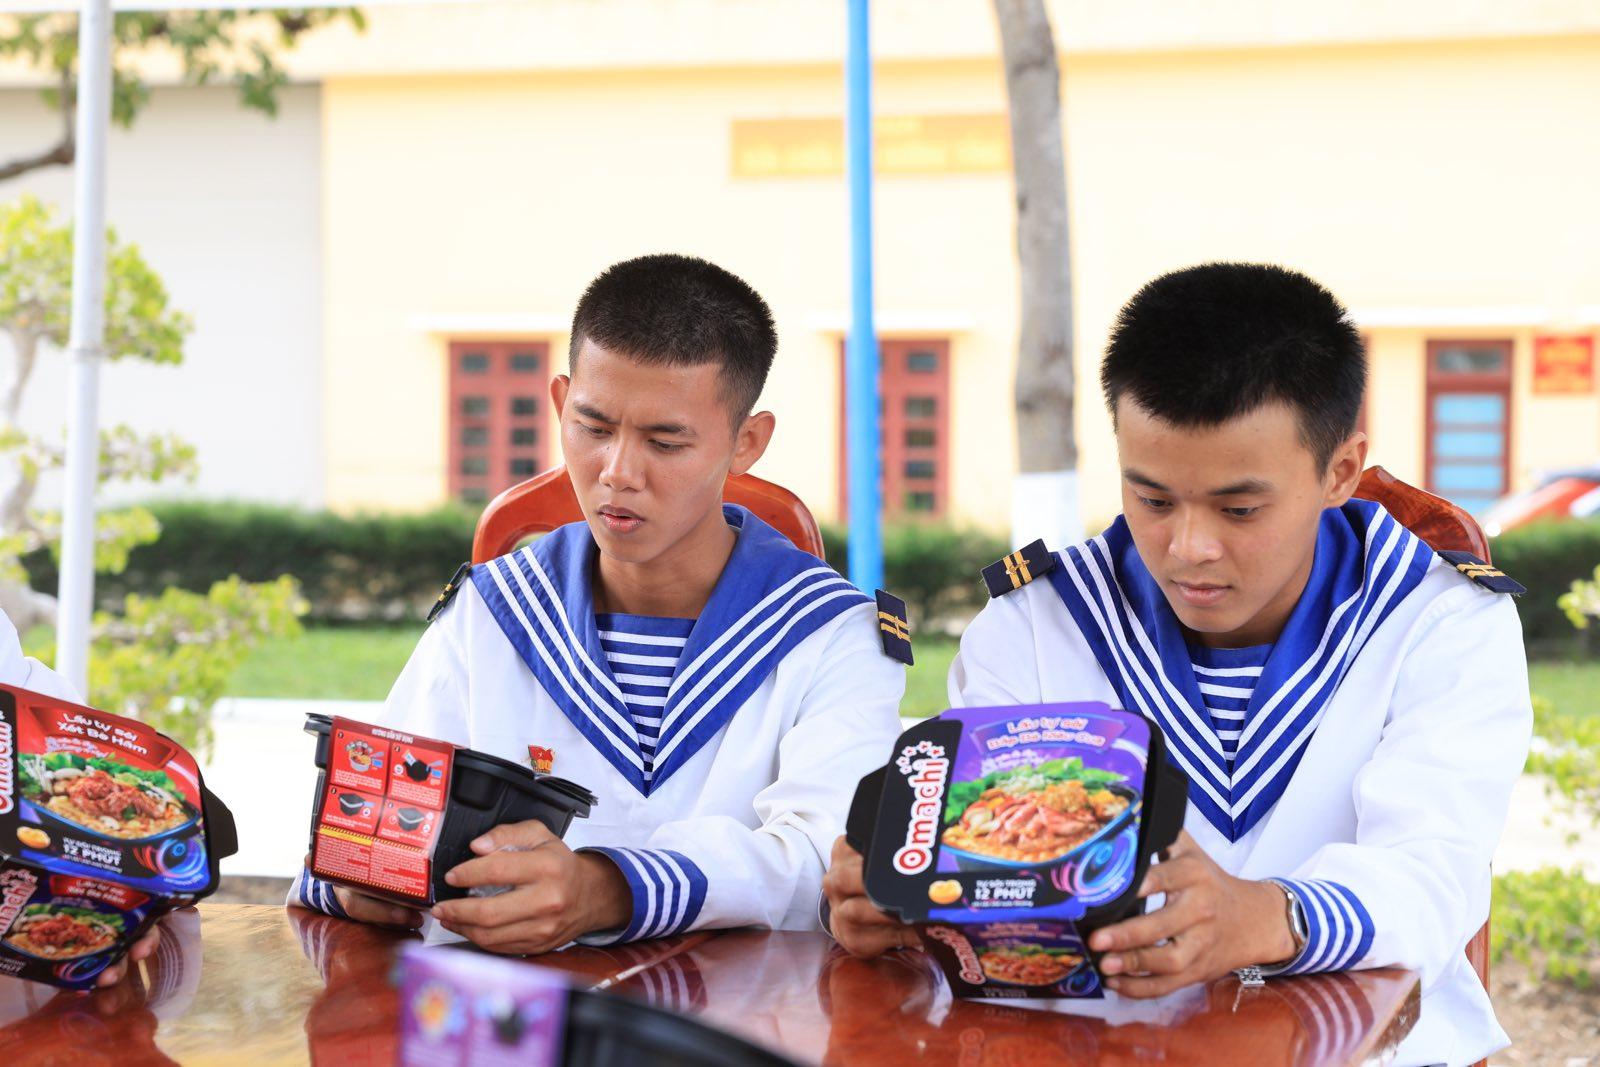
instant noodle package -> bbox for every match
[394,943,804,1067]
[305,715,597,907]
[0,685,236,989]
[848,702,1187,1000]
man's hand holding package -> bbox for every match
[430,819,632,955]
[330,886,426,930]
[823,835,918,958]
[1089,831,1297,998]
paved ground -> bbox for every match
[202,698,381,881]
[1495,774,1598,877]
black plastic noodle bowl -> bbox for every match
[562,988,803,1067]
[303,714,597,903]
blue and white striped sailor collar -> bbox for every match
[1046,498,1434,842]
[470,504,870,795]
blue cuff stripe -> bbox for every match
[1276,878,1372,974]
[291,870,349,919]
[1328,881,1374,966]
[634,851,680,939]
[631,850,675,939]
[585,847,657,942]
[660,849,707,933]
[582,847,707,943]
[1300,881,1347,973]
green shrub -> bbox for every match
[1490,518,1600,652]
[822,522,1010,627]
[1528,695,1600,829]
[19,502,1013,629]
[1491,867,1600,987]
[1500,650,1600,989]
[21,500,477,625]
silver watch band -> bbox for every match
[1234,879,1308,982]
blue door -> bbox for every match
[1426,342,1512,517]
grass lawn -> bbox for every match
[221,626,1600,721]
[1527,660,1600,724]
[226,625,423,701]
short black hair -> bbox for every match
[569,253,777,421]
[1100,262,1366,469]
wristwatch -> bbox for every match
[1234,880,1308,986]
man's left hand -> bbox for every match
[1088,831,1297,998]
[431,820,632,955]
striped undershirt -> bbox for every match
[1188,640,1272,772]
[596,612,694,782]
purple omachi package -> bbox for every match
[395,943,567,1067]
[851,703,1188,1000]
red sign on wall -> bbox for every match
[1533,335,1595,395]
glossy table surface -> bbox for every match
[0,904,1419,1065]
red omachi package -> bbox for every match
[310,719,453,907]
[0,685,237,989]
[303,714,596,908]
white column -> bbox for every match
[1010,468,1082,550]
[55,0,114,697]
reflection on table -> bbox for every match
[0,904,1418,1066]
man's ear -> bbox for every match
[729,410,777,478]
[550,375,571,418]
[1323,431,1369,508]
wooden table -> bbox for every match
[0,904,1419,1065]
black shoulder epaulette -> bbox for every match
[874,589,913,666]
[982,539,1056,598]
[1436,550,1526,596]
[427,562,474,622]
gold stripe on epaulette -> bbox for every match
[1457,563,1504,579]
[878,611,910,641]
[1003,550,1032,588]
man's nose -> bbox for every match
[1168,510,1223,567]
[598,435,645,491]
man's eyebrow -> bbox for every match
[1122,470,1274,496]
[1122,469,1168,492]
[1210,478,1274,496]
[572,402,696,437]
[641,421,695,437]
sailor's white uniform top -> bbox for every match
[0,608,78,703]
[291,505,906,943]
[950,500,1530,1067]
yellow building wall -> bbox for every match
[321,31,1600,527]
[320,60,1024,523]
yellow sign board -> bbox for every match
[732,114,1010,178]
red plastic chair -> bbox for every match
[1352,465,1493,1028]
[471,465,825,564]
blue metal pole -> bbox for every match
[845,0,883,593]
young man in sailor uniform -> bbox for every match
[290,254,907,951]
[824,263,1530,1066]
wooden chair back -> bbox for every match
[1352,465,1493,1010]
[470,465,825,564]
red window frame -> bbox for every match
[836,339,951,520]
[1423,338,1513,504]
[446,340,552,505]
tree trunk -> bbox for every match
[993,0,1081,548]
[0,327,53,633]
[0,66,76,184]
